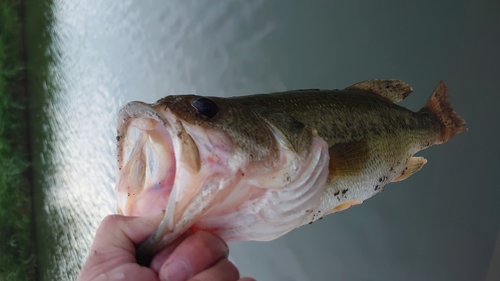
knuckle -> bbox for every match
[99,215,122,228]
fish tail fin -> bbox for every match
[419,81,467,144]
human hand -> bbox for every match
[78,214,255,281]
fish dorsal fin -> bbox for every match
[328,139,370,179]
[346,79,413,103]
[391,156,427,182]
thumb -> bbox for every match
[92,213,165,255]
[78,214,164,281]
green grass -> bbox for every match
[0,1,36,280]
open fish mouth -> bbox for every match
[115,101,239,263]
[116,102,177,217]
[116,101,213,223]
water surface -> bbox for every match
[26,0,500,280]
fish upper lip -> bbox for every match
[116,101,170,170]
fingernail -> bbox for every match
[160,259,191,281]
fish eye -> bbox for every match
[191,97,219,119]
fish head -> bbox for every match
[116,95,280,213]
[115,95,298,260]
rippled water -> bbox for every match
[26,0,500,280]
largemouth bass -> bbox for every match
[115,80,466,264]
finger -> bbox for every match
[150,229,194,272]
[187,259,239,281]
[159,231,229,281]
[92,214,164,256]
[84,214,163,271]
[79,214,164,281]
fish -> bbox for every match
[115,79,466,265]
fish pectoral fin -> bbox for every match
[346,79,413,103]
[260,112,313,157]
[328,139,370,179]
[391,156,427,182]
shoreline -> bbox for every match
[0,0,37,280]
[19,0,39,279]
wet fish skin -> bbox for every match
[155,80,464,218]
[115,79,466,264]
